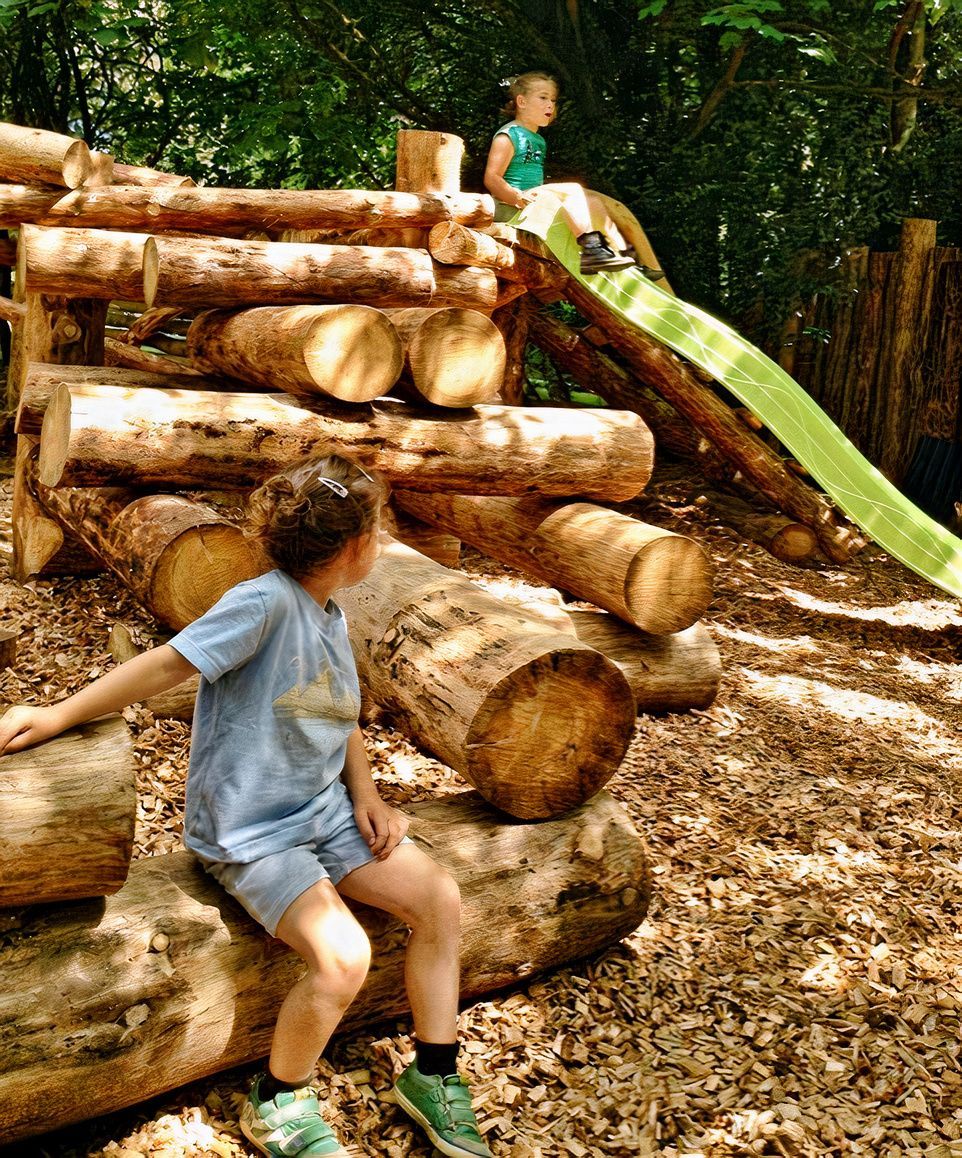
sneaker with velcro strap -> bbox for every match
[240,1075,349,1158]
[393,1062,492,1157]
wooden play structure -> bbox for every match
[0,120,738,1143]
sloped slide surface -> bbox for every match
[514,194,962,601]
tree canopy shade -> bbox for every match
[4,0,962,331]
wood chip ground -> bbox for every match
[1,460,961,1158]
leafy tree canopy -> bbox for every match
[3,0,962,333]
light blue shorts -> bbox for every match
[198,778,382,936]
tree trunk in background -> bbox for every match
[0,791,648,1145]
[0,715,134,907]
[877,217,936,482]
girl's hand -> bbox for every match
[353,794,410,860]
[0,704,67,755]
[515,188,537,208]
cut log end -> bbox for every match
[466,647,635,819]
[142,237,159,307]
[625,534,716,635]
[60,138,94,189]
[151,523,265,631]
[388,307,505,407]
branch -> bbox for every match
[731,78,962,107]
[689,40,749,140]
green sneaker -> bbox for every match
[240,1074,349,1157]
[393,1062,492,1157]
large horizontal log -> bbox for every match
[0,123,92,188]
[25,185,495,233]
[0,714,134,907]
[17,223,149,300]
[34,484,265,631]
[0,790,647,1144]
[37,376,654,501]
[384,307,504,407]
[395,491,713,634]
[339,539,636,818]
[0,183,62,228]
[186,305,403,403]
[564,280,865,563]
[143,235,499,310]
[428,221,565,292]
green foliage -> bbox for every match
[3,0,962,334]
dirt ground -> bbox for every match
[1,461,961,1158]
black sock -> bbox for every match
[258,1070,311,1102]
[415,1038,460,1077]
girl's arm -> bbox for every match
[341,725,409,859]
[0,644,199,755]
[483,135,536,208]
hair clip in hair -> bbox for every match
[500,75,517,87]
[316,477,349,498]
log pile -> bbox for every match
[0,121,737,1143]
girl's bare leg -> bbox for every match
[270,879,372,1082]
[336,843,461,1043]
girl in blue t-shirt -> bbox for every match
[0,452,491,1158]
[483,70,665,279]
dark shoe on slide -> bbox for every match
[578,231,634,274]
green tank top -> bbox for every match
[495,122,547,192]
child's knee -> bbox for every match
[412,867,461,935]
[305,911,371,997]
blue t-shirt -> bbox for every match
[169,569,361,864]
[495,121,547,192]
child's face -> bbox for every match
[516,82,557,128]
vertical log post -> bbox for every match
[395,130,465,195]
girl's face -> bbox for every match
[516,82,557,129]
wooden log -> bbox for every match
[395,129,465,194]
[0,714,134,907]
[0,122,92,188]
[186,305,403,403]
[0,294,24,324]
[104,334,203,377]
[395,491,713,634]
[34,484,266,631]
[383,307,504,407]
[340,538,635,816]
[112,162,196,187]
[6,288,106,410]
[117,305,184,346]
[38,377,654,501]
[83,149,115,188]
[29,186,494,232]
[143,235,500,311]
[704,488,820,564]
[339,227,431,248]
[491,297,532,405]
[564,279,866,564]
[10,436,65,580]
[428,221,565,292]
[0,790,647,1144]
[382,504,461,569]
[493,592,721,712]
[0,184,62,229]
[17,223,149,300]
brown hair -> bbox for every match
[501,70,558,119]
[246,452,386,579]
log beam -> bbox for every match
[0,123,92,188]
[0,790,647,1144]
[37,376,654,501]
[0,714,134,907]
[17,224,150,300]
[395,491,714,634]
[384,307,504,407]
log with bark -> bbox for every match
[11,436,71,581]
[0,714,134,907]
[428,221,566,295]
[143,235,500,311]
[383,307,505,407]
[0,294,24,325]
[111,162,196,187]
[497,595,721,712]
[395,129,465,194]
[83,149,115,187]
[338,539,636,818]
[6,289,106,410]
[703,487,820,564]
[116,305,185,346]
[17,224,150,301]
[563,279,866,563]
[0,122,92,188]
[491,297,533,405]
[0,184,62,229]
[104,335,203,377]
[382,504,462,569]
[33,484,266,631]
[185,304,403,403]
[27,186,494,233]
[395,491,714,635]
[0,790,648,1144]
[37,376,654,501]
[338,227,431,248]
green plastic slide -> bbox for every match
[514,195,962,601]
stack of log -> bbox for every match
[0,122,728,1143]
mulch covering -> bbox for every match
[1,462,961,1158]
